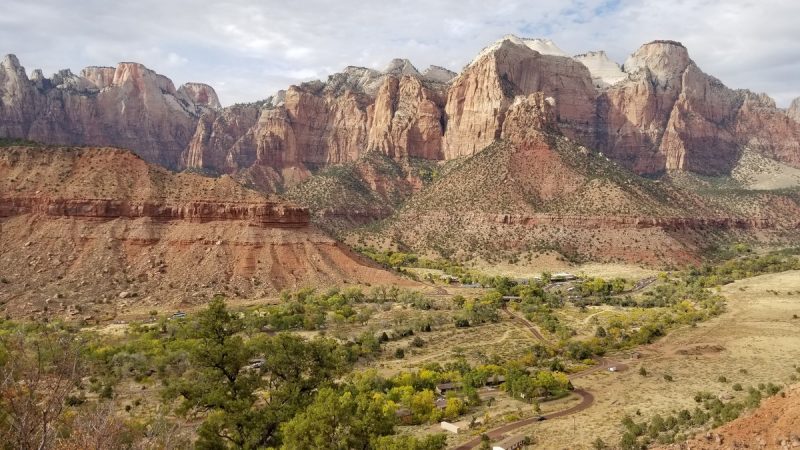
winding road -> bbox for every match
[452,389,594,450]
[448,307,625,449]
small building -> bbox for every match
[501,296,521,302]
[551,272,577,282]
[460,283,482,288]
[435,382,462,395]
[435,398,448,410]
[440,421,460,434]
[493,435,527,450]
[485,374,506,386]
[170,311,187,320]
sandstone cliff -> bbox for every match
[0,55,218,169]
[596,41,800,175]
[2,37,800,184]
[182,60,451,188]
[443,39,597,159]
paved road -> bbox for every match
[450,308,627,449]
[452,388,595,450]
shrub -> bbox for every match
[663,374,674,382]
[732,383,743,391]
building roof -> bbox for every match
[493,435,526,449]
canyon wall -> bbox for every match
[2,37,800,183]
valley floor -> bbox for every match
[465,270,800,449]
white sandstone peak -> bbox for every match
[470,35,568,67]
[383,58,420,77]
[573,51,627,88]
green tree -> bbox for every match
[168,297,350,449]
[281,388,395,450]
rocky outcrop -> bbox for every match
[443,39,596,159]
[0,197,308,226]
[597,40,800,175]
[0,55,219,169]
[500,93,558,142]
[734,92,800,168]
[422,66,457,83]
[178,82,222,109]
[182,60,451,186]
[366,75,446,159]
[0,145,413,319]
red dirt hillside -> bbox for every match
[0,145,412,321]
[654,384,800,450]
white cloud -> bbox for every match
[0,0,798,106]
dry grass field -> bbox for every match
[497,270,800,449]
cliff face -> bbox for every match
[357,94,800,265]
[367,74,446,160]
[0,197,308,226]
[597,41,800,175]
[2,37,800,184]
[0,56,218,169]
[182,62,451,186]
[443,40,596,159]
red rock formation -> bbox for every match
[443,39,596,159]
[367,75,445,159]
[183,63,450,186]
[178,82,222,109]
[734,92,800,168]
[0,145,413,319]
[0,55,218,169]
[3,39,800,184]
[599,40,800,175]
[0,197,308,227]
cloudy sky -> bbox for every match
[1,0,798,106]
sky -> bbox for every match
[1,0,798,107]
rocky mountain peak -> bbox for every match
[383,58,420,77]
[80,66,116,89]
[1,54,27,82]
[421,65,456,83]
[470,35,568,68]
[623,39,692,83]
[178,82,221,109]
[573,50,627,88]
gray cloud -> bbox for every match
[1,0,797,106]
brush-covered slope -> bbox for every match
[284,151,439,234]
[356,94,797,265]
[0,144,410,320]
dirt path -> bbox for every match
[449,308,626,449]
[452,389,595,450]
[504,307,547,343]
